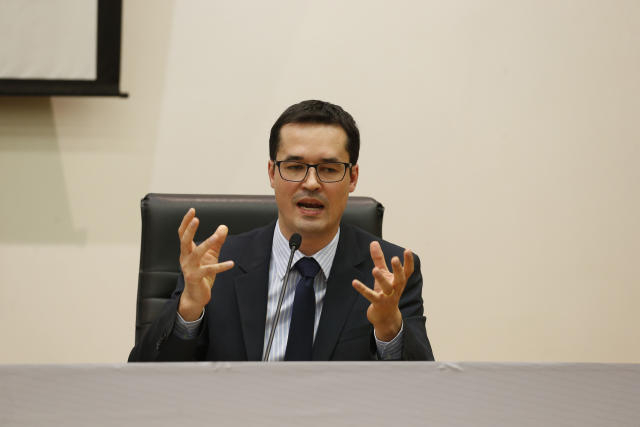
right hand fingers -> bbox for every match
[183,261,235,288]
[180,215,199,255]
[178,208,196,239]
[193,224,229,260]
[201,260,235,279]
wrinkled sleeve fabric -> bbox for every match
[395,253,435,361]
[374,323,404,360]
[174,309,204,339]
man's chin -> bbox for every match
[293,218,332,237]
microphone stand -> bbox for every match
[263,233,302,361]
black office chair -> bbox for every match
[134,193,385,345]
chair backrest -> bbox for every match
[135,193,385,345]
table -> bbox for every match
[2,362,639,426]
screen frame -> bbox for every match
[0,0,126,97]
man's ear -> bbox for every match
[268,160,276,189]
[348,164,359,193]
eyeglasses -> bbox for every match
[274,160,352,183]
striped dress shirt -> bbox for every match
[261,222,338,360]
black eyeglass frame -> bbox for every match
[274,160,353,183]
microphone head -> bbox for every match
[289,233,302,250]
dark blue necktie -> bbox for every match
[284,257,321,361]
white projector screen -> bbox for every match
[0,0,124,96]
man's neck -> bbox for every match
[277,222,339,256]
[298,231,339,255]
[298,239,329,256]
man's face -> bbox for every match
[268,123,359,245]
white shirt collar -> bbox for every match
[272,220,340,280]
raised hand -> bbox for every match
[352,241,414,341]
[177,208,234,321]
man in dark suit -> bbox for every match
[129,100,434,362]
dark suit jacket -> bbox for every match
[129,222,434,361]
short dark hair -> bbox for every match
[269,100,360,164]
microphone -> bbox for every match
[263,233,302,361]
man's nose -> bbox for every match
[301,166,321,190]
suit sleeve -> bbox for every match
[398,254,435,361]
[128,275,208,362]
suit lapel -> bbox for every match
[233,223,274,361]
[313,224,369,360]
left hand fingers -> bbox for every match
[391,250,414,295]
[372,267,395,296]
[374,250,415,295]
[403,249,414,279]
[369,241,389,271]
[352,280,383,304]
[367,243,415,298]
[390,257,406,295]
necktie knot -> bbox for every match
[295,257,321,279]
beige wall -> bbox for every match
[1,0,638,363]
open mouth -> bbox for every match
[297,199,325,212]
